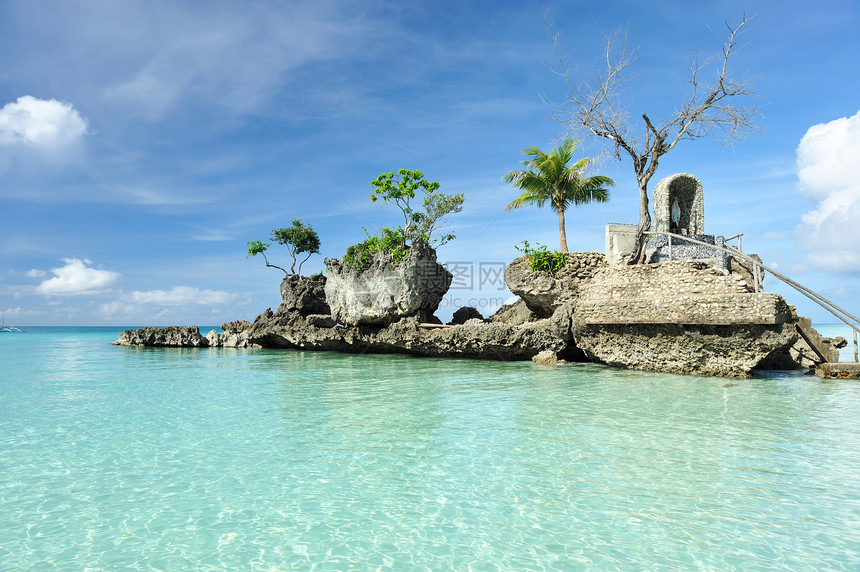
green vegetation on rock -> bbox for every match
[247,218,321,276]
[515,240,568,275]
[341,169,465,273]
[342,227,410,273]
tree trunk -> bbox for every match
[558,209,569,253]
[627,181,651,264]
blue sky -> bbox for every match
[1,0,859,326]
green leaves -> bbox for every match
[369,168,463,248]
[504,138,614,252]
[514,241,568,275]
[271,219,321,258]
[248,219,321,276]
[246,240,269,258]
[343,226,410,273]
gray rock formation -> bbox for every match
[221,320,251,333]
[574,323,797,377]
[504,252,606,318]
[279,274,330,315]
[324,246,452,326]
[532,350,561,365]
[448,306,484,325]
[572,260,798,377]
[487,299,535,326]
[113,325,209,347]
[194,302,574,360]
[115,250,823,378]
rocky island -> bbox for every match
[115,173,848,378]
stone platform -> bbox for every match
[816,363,860,379]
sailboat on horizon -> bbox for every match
[0,315,22,333]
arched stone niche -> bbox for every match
[652,173,704,235]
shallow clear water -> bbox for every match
[1,327,859,570]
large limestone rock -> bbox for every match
[197,302,575,360]
[504,252,606,318]
[572,261,798,377]
[574,323,797,377]
[279,274,330,315]
[324,246,452,326]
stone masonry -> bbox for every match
[574,260,793,326]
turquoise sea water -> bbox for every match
[1,326,859,570]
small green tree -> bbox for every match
[247,219,321,276]
[370,169,465,247]
[504,138,613,253]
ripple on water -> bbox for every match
[1,332,860,569]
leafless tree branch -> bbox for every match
[549,13,760,263]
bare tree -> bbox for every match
[550,13,760,263]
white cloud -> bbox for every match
[795,110,860,272]
[26,269,45,278]
[0,96,88,148]
[35,258,121,296]
[97,286,243,323]
[128,286,238,306]
[100,2,371,116]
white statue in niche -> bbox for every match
[670,198,681,233]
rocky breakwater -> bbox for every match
[113,325,210,347]
[116,247,576,360]
[572,260,798,377]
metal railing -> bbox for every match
[643,230,859,363]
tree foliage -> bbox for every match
[549,13,760,263]
[370,168,465,248]
[342,227,409,274]
[504,138,613,253]
[247,218,321,276]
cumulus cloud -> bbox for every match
[35,258,121,296]
[796,110,860,272]
[0,96,88,148]
[26,269,46,278]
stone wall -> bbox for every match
[574,260,793,325]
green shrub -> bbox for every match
[343,227,410,273]
[514,240,568,275]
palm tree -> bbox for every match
[504,138,614,253]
